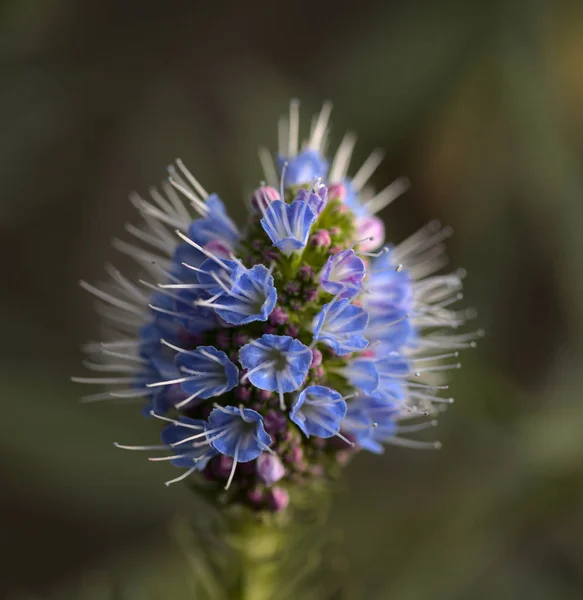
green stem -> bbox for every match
[230,518,283,600]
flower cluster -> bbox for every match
[74,101,480,512]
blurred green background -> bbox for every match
[2,0,583,597]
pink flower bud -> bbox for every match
[310,348,323,368]
[251,185,280,212]
[269,306,289,325]
[310,229,331,248]
[216,330,231,349]
[327,182,346,202]
[268,487,289,512]
[256,453,285,486]
[264,410,287,435]
[247,488,264,508]
[356,216,385,251]
[235,386,252,401]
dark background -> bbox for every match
[2,0,583,598]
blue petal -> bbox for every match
[320,250,366,299]
[260,200,316,256]
[175,346,239,400]
[196,257,244,297]
[290,385,347,439]
[312,299,369,355]
[187,195,239,246]
[239,335,312,393]
[160,418,217,469]
[207,406,272,463]
[342,178,369,217]
[293,186,327,216]
[214,264,277,326]
[276,149,329,186]
[366,310,412,350]
[344,359,379,394]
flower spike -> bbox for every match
[74,100,478,513]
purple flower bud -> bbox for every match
[327,182,346,202]
[314,366,325,378]
[356,216,385,251]
[258,389,273,401]
[285,324,299,337]
[256,453,285,485]
[336,451,352,466]
[299,265,315,281]
[268,487,289,512]
[310,465,325,477]
[216,330,231,349]
[280,430,293,442]
[304,288,318,302]
[269,306,289,325]
[264,410,287,435]
[285,281,300,295]
[251,185,280,212]
[233,332,250,347]
[294,185,327,216]
[211,455,234,479]
[310,229,331,248]
[263,249,279,263]
[310,348,323,367]
[290,300,302,312]
[264,325,278,334]
[247,488,265,508]
[286,445,304,468]
[235,386,252,401]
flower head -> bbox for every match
[74,101,479,512]
[239,335,312,409]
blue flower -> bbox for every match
[239,334,312,409]
[195,257,245,298]
[341,359,379,394]
[320,249,366,299]
[312,298,369,355]
[342,178,368,217]
[276,149,329,186]
[374,365,409,405]
[147,345,239,409]
[290,385,347,439]
[199,264,277,326]
[207,405,273,489]
[160,417,218,470]
[293,183,328,217]
[187,194,240,247]
[341,396,399,454]
[256,453,286,486]
[365,252,413,315]
[260,199,316,256]
[366,309,412,351]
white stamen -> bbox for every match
[351,148,385,191]
[165,467,196,486]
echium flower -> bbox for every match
[74,100,482,513]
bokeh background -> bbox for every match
[2,0,583,598]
